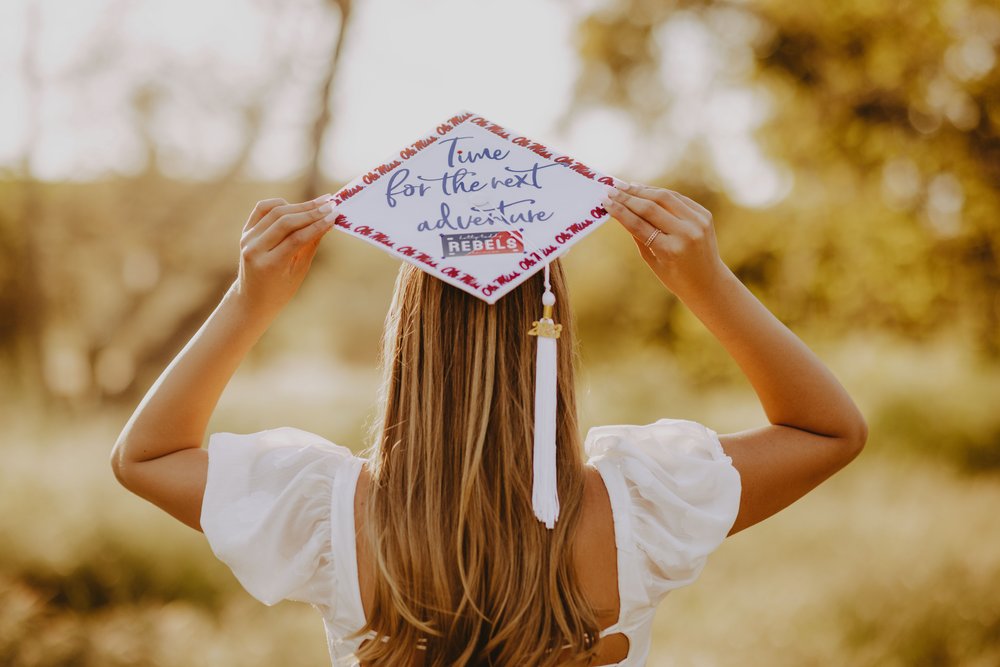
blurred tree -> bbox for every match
[301,0,353,201]
[0,0,356,408]
[6,3,44,401]
[567,0,1000,357]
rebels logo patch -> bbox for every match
[441,231,524,258]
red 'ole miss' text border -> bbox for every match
[329,110,614,302]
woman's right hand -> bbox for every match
[601,181,728,299]
[234,195,337,319]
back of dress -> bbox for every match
[584,418,742,665]
[199,418,742,666]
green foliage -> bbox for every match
[835,559,1000,666]
[837,333,1000,471]
[650,435,1000,667]
[571,0,1000,356]
[875,391,1000,471]
[0,572,329,667]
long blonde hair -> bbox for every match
[353,258,602,666]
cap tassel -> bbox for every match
[528,263,562,529]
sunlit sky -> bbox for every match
[0,0,791,207]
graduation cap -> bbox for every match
[328,110,615,529]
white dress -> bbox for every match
[200,418,742,666]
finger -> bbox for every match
[601,193,663,246]
[621,182,708,237]
[633,183,714,229]
[666,188,712,219]
[244,198,287,233]
[257,205,337,251]
[607,184,690,237]
[272,216,334,263]
[625,185,708,242]
[251,194,334,237]
[627,182,699,221]
[610,177,685,230]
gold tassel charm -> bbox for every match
[528,299,562,338]
[528,319,562,339]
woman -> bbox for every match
[111,181,867,666]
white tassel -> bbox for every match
[528,263,562,529]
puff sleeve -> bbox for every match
[585,418,742,605]
[200,426,357,616]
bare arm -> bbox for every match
[110,195,337,531]
[602,181,867,536]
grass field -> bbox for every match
[2,336,998,666]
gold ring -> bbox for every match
[643,229,661,248]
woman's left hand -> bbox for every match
[233,194,338,318]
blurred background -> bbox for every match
[2,0,999,665]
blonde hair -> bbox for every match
[353,258,602,666]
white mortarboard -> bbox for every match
[329,110,614,529]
